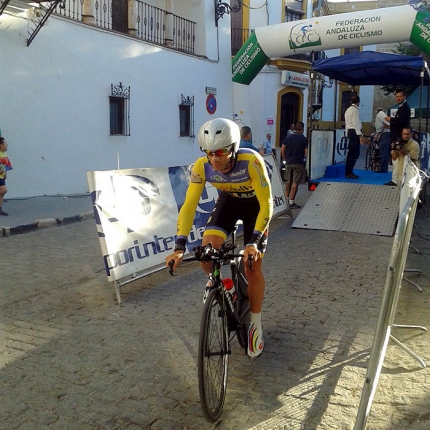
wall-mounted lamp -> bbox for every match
[215,0,242,26]
[322,77,334,89]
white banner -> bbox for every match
[309,130,333,180]
[87,157,287,283]
[399,156,422,214]
[334,130,348,165]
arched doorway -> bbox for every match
[277,88,303,146]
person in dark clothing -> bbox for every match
[385,89,411,142]
[281,121,308,209]
[384,89,411,186]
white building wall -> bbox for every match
[0,7,234,198]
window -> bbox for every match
[344,47,360,55]
[179,94,194,137]
[341,90,357,122]
[110,82,130,136]
[285,0,304,22]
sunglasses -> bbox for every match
[201,147,232,157]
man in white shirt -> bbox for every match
[344,95,362,179]
[374,107,391,173]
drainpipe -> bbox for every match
[165,0,174,48]
[82,0,95,25]
[128,0,138,37]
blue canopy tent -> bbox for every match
[312,51,430,132]
[312,51,428,86]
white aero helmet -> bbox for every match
[198,118,241,154]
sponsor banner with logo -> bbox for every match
[281,71,310,88]
[309,130,333,180]
[419,132,430,172]
[233,5,420,85]
[263,154,287,214]
[334,130,348,165]
[87,158,287,283]
[232,31,270,86]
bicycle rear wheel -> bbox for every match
[198,288,229,422]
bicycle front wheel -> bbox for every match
[198,288,229,422]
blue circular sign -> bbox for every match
[206,95,217,114]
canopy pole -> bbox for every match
[333,80,337,130]
[419,69,424,131]
[427,84,429,133]
[309,52,315,136]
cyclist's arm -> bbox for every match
[247,154,273,249]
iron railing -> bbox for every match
[55,0,84,21]
[54,0,195,54]
[136,2,164,46]
[172,13,195,54]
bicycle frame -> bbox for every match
[167,222,250,422]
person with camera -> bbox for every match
[384,127,420,186]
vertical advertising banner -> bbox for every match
[334,130,348,165]
[309,131,334,180]
[410,5,430,54]
[232,31,270,86]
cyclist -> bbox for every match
[165,118,273,359]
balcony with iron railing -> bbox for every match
[54,0,196,55]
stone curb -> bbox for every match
[0,211,94,237]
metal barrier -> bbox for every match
[354,158,427,429]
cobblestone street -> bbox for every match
[0,198,429,429]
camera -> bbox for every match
[391,139,404,151]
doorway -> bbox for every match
[279,90,301,144]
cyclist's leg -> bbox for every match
[201,192,233,275]
[241,202,268,358]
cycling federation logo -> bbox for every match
[289,22,322,51]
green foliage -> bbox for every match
[381,42,424,96]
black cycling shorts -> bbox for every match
[204,191,268,253]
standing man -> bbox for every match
[287,124,295,136]
[344,94,362,179]
[260,133,272,155]
[239,126,260,152]
[374,107,391,173]
[281,121,308,209]
[386,89,411,142]
[384,89,411,186]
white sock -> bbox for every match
[250,312,262,328]
[289,200,294,205]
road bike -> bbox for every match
[168,223,251,422]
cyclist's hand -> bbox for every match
[244,245,260,269]
[165,250,184,274]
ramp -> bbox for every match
[292,182,399,236]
